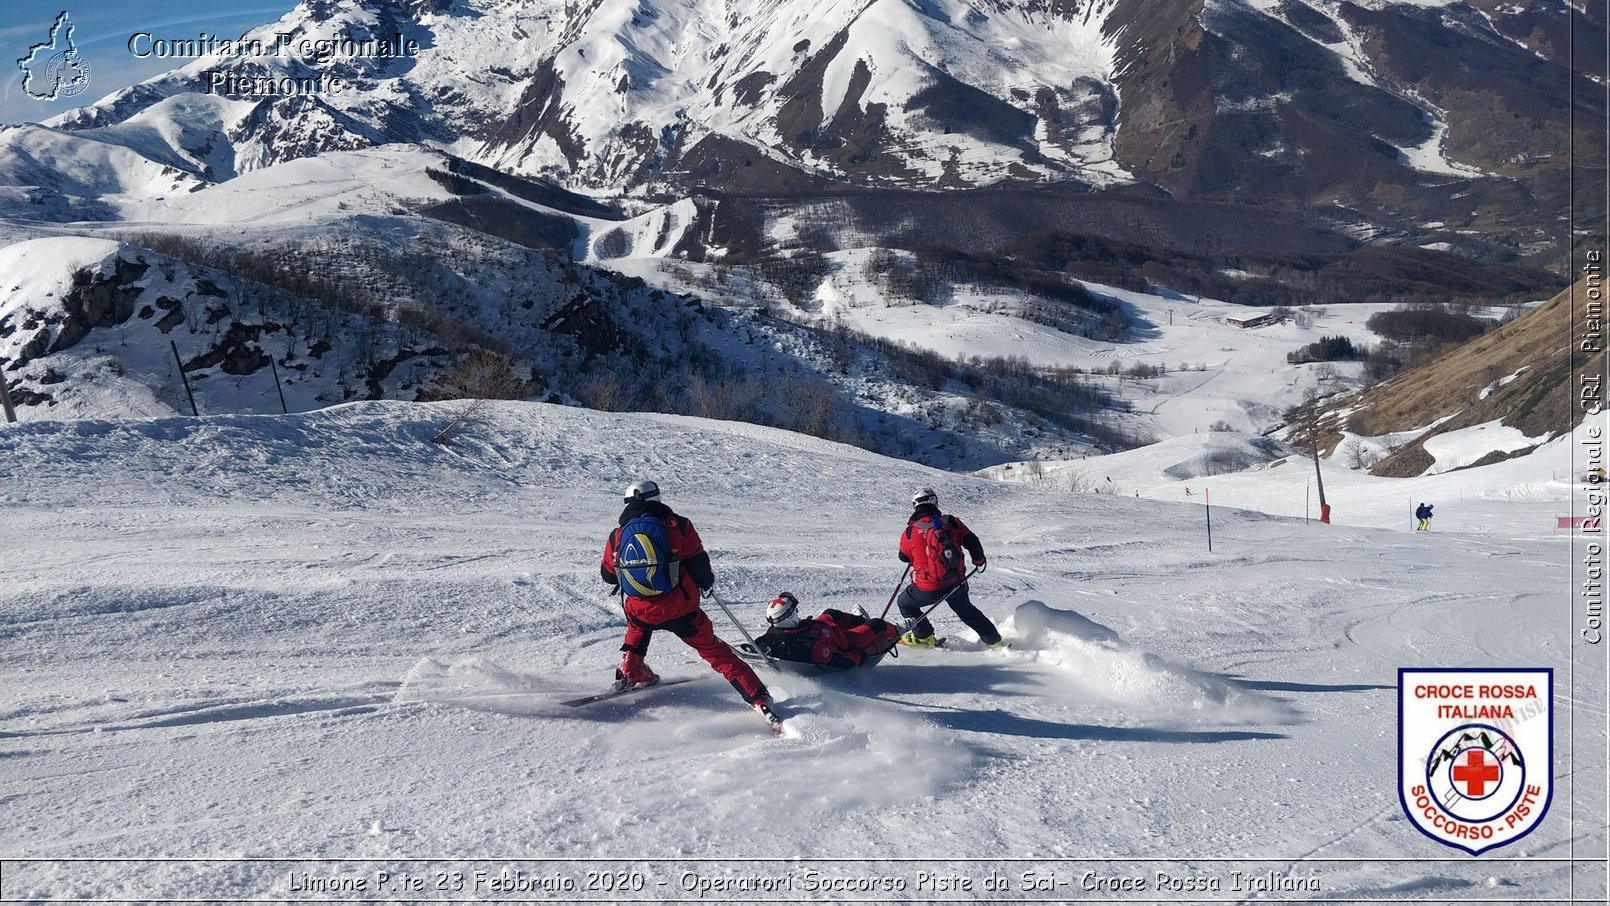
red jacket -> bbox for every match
[601,502,712,624]
[899,506,985,591]
[758,610,898,668]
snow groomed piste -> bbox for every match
[1,400,1597,903]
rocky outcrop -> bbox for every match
[49,257,150,354]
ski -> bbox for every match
[560,677,700,707]
[563,678,780,736]
[911,638,1009,652]
[938,638,1013,651]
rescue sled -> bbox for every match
[736,642,894,675]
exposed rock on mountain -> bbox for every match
[7,0,1600,271]
[1303,277,1605,476]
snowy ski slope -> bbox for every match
[0,401,1603,902]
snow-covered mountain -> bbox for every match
[0,0,1592,473]
[6,0,1602,267]
[0,205,1151,469]
[2,3,1602,894]
[32,0,1128,191]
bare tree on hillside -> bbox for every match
[421,349,536,402]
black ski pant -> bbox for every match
[897,582,1000,645]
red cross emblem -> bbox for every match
[1451,748,1501,797]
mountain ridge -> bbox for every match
[1307,277,1606,477]
[0,0,1598,481]
[8,0,1601,271]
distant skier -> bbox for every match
[895,488,1003,648]
[601,480,774,717]
[755,593,900,668]
[1415,502,1434,532]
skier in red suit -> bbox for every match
[895,487,1002,648]
[601,480,770,710]
[755,593,899,668]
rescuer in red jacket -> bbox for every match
[754,593,899,668]
[600,480,770,709]
[895,487,1003,648]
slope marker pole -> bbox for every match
[171,341,199,416]
[270,357,289,414]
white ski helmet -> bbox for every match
[624,479,660,503]
[912,487,939,508]
[766,592,801,629]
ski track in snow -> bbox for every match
[0,401,1600,902]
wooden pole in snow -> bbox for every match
[1205,488,1214,552]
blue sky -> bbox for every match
[3,1,296,124]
